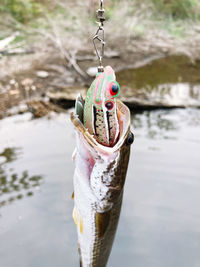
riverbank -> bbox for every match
[1,0,200,118]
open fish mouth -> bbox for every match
[71,93,133,155]
[71,94,134,211]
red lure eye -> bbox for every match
[105,101,114,110]
[109,82,119,96]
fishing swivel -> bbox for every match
[93,0,106,73]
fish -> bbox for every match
[71,66,134,267]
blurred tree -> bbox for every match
[0,0,42,23]
[152,0,200,19]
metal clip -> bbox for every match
[97,9,105,22]
[93,26,105,64]
[92,0,106,71]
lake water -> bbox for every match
[0,108,200,267]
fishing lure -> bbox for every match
[71,66,134,267]
[84,66,120,147]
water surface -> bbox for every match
[117,56,200,107]
[0,109,200,267]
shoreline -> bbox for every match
[1,29,200,119]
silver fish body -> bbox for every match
[71,99,133,267]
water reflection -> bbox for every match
[0,147,43,208]
[0,147,18,163]
[117,56,200,107]
[118,56,200,89]
[131,110,178,139]
[0,111,200,267]
[131,108,200,141]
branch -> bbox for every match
[44,15,88,79]
[0,32,19,52]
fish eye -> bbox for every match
[126,132,134,145]
[109,82,120,97]
[105,101,114,110]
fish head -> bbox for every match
[84,66,120,147]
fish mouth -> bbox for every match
[71,95,132,154]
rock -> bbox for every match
[36,70,49,79]
[9,79,16,85]
[7,103,28,116]
[21,78,33,87]
[86,67,98,77]
[47,86,87,101]
[46,86,87,109]
[9,89,19,95]
[104,50,120,58]
[27,100,65,118]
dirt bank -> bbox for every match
[1,28,200,118]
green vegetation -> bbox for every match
[0,0,43,23]
[0,0,200,43]
[1,0,199,25]
[152,0,200,20]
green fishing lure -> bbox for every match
[83,66,120,147]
